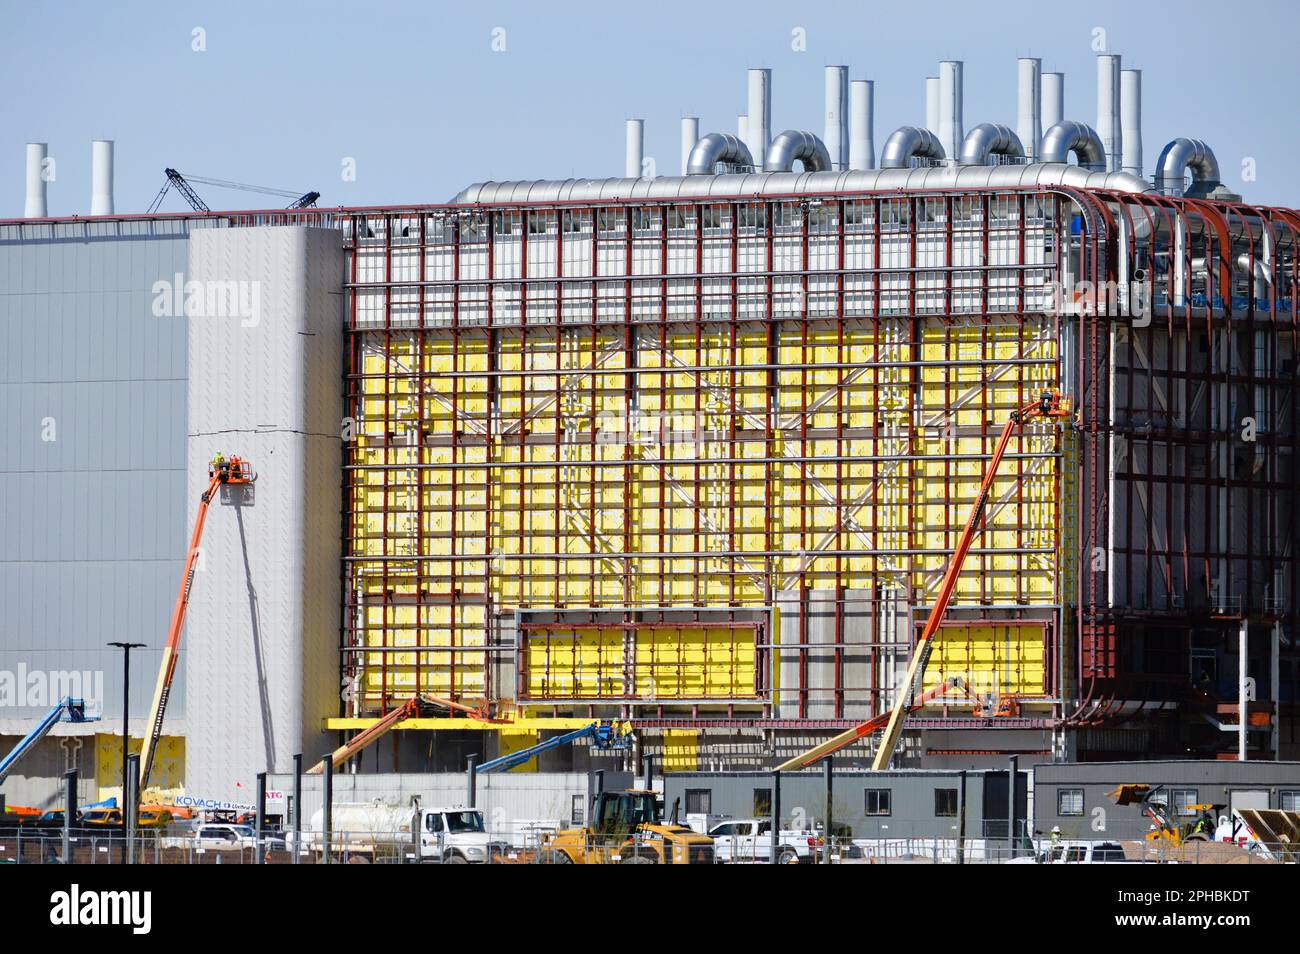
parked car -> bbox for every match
[1009,840,1143,864]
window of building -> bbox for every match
[934,788,958,817]
[864,789,891,816]
[571,795,585,826]
[685,789,712,816]
[1170,789,1199,816]
[1058,789,1084,816]
[753,788,772,817]
[1280,791,1300,811]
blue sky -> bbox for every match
[3,0,1297,215]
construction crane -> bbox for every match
[147,168,319,213]
[475,721,633,773]
[777,389,1072,772]
[0,697,98,786]
[307,695,502,775]
[138,454,255,790]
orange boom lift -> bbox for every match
[138,455,255,790]
[777,390,1071,772]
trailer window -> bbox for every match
[1057,789,1084,816]
[685,789,712,815]
[864,789,891,816]
[934,789,958,817]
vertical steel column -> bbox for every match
[255,771,267,864]
[823,757,833,863]
[293,752,302,864]
[62,768,77,864]
[124,753,139,864]
[1007,754,1019,859]
[1239,620,1249,761]
[770,770,782,864]
[467,754,478,806]
[322,754,333,865]
[957,769,967,865]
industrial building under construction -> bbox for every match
[2,51,1297,809]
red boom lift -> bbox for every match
[138,455,255,790]
[777,390,1072,772]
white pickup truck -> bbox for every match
[1009,840,1142,864]
[707,818,823,864]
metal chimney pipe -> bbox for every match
[1120,69,1143,178]
[849,79,875,170]
[738,114,748,144]
[824,65,849,171]
[680,117,699,176]
[925,77,940,137]
[1042,72,1065,134]
[938,61,964,162]
[745,69,771,170]
[25,142,48,217]
[90,139,114,215]
[625,119,644,178]
[1017,58,1042,162]
[1096,54,1122,173]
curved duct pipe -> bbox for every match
[453,163,1152,205]
[880,126,946,169]
[1040,120,1106,172]
[1154,137,1220,198]
[958,123,1025,166]
[686,133,756,175]
[763,130,833,173]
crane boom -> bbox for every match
[138,456,254,790]
[475,720,632,773]
[776,390,1071,772]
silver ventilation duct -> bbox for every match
[686,133,756,175]
[849,79,875,171]
[880,126,946,169]
[1042,72,1065,133]
[1017,58,1042,162]
[1096,54,1122,173]
[25,142,48,218]
[938,61,964,160]
[764,130,832,173]
[1154,138,1221,197]
[959,123,1025,166]
[90,139,114,216]
[824,66,849,171]
[680,117,699,176]
[453,163,1153,205]
[1040,120,1106,172]
[1120,69,1143,178]
[745,69,771,169]
[625,119,644,178]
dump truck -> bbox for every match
[537,789,714,864]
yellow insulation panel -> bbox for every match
[922,623,1048,697]
[350,317,1059,710]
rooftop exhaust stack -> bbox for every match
[849,79,875,170]
[1120,69,1143,178]
[25,142,48,218]
[745,69,771,171]
[824,66,849,171]
[1017,58,1042,162]
[938,61,964,162]
[90,139,114,216]
[925,77,940,137]
[625,120,644,178]
[1096,55,1122,173]
[738,115,748,143]
[680,117,699,176]
[1042,72,1065,134]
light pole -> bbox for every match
[108,641,145,864]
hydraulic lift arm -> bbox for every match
[776,390,1071,772]
[138,456,254,790]
[0,697,98,785]
[306,695,497,775]
[474,720,632,773]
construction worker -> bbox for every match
[212,451,229,481]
